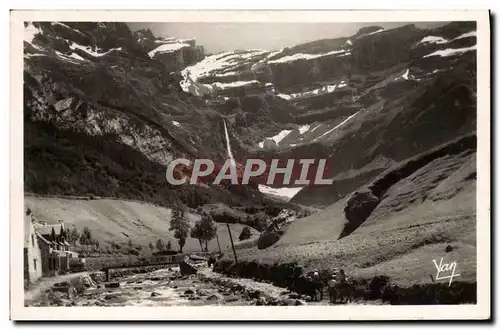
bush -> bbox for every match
[368,275,391,300]
[128,248,140,256]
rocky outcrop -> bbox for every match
[23,22,281,210]
[339,134,476,238]
[256,209,298,249]
[342,190,380,236]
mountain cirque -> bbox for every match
[23,21,477,285]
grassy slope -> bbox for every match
[24,196,259,253]
[227,137,476,286]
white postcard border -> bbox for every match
[10,9,491,321]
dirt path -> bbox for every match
[24,272,88,303]
[199,268,294,301]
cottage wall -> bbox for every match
[24,219,42,284]
[37,239,52,276]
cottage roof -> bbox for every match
[36,232,51,245]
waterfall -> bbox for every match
[223,119,236,167]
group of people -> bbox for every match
[205,258,354,303]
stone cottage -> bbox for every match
[34,220,79,276]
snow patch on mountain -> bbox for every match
[148,42,191,57]
[212,80,260,89]
[258,129,293,148]
[453,31,476,41]
[357,28,384,39]
[299,125,310,135]
[24,53,46,59]
[277,94,292,100]
[278,82,347,101]
[417,31,476,48]
[55,51,86,63]
[51,22,71,29]
[251,49,284,69]
[70,42,122,57]
[68,52,87,61]
[310,124,321,132]
[268,49,349,64]
[51,22,86,36]
[258,185,303,199]
[269,130,292,144]
[395,69,410,81]
[155,37,178,44]
[417,36,449,45]
[312,111,360,142]
[180,50,268,95]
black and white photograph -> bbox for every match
[10,10,490,321]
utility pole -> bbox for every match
[226,220,238,264]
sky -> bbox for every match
[127,22,447,54]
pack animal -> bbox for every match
[295,270,324,301]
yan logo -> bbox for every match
[432,257,461,286]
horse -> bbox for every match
[327,278,340,303]
[339,279,355,303]
[295,274,324,301]
[310,278,324,301]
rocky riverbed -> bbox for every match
[26,265,342,307]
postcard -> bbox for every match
[10,9,490,321]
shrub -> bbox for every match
[368,275,391,300]
[128,248,140,256]
[238,226,252,241]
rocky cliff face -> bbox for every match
[176,22,476,206]
[23,22,267,208]
[134,28,205,71]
